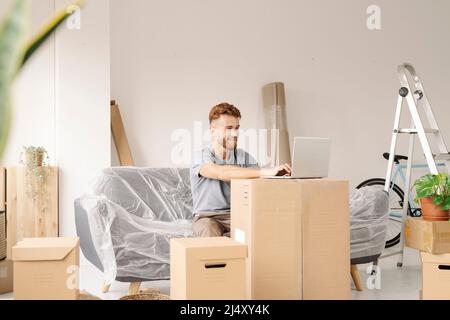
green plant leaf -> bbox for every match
[20,0,84,69]
[416,187,434,199]
[0,0,30,161]
[433,196,444,206]
[443,197,450,211]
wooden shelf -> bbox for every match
[5,166,59,259]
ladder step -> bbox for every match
[397,128,439,134]
[434,153,450,161]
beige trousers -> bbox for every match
[192,213,231,238]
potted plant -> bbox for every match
[19,146,49,200]
[414,173,450,221]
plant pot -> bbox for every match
[25,151,44,167]
[420,197,450,222]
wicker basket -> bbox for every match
[119,293,171,300]
[78,290,102,300]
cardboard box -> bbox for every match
[12,237,80,300]
[231,179,351,300]
[0,259,13,295]
[421,252,450,300]
[170,237,247,300]
[405,217,450,254]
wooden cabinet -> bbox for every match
[4,167,59,259]
[0,168,5,212]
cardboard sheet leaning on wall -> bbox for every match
[78,168,194,283]
[262,82,291,167]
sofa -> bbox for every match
[74,167,194,291]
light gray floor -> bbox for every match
[351,247,421,300]
[0,246,421,300]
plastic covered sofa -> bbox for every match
[349,186,389,291]
[74,167,194,292]
[75,167,389,293]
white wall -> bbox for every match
[55,0,111,236]
[110,0,450,188]
[1,0,111,237]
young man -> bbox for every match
[190,103,292,237]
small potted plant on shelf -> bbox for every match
[414,173,450,221]
[19,146,49,200]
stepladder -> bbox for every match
[383,63,450,266]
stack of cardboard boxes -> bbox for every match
[405,217,450,300]
[170,178,351,300]
[0,167,68,299]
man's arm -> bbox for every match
[200,163,292,182]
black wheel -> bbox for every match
[356,178,412,249]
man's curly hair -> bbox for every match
[209,103,242,124]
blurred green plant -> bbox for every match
[0,0,84,161]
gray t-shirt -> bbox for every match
[190,145,259,216]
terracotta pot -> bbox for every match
[420,197,450,222]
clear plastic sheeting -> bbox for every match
[350,186,389,261]
[78,167,194,283]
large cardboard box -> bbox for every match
[12,237,80,300]
[231,179,351,300]
[421,252,450,300]
[170,237,247,300]
[405,217,450,254]
[0,259,13,295]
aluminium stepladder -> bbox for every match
[383,63,450,267]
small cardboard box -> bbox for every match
[405,217,450,254]
[12,237,80,300]
[0,259,13,295]
[421,252,450,300]
[231,179,351,300]
[170,237,247,300]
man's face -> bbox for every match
[210,115,240,150]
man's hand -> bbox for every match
[260,163,292,177]
[199,163,292,182]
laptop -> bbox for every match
[265,137,331,179]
